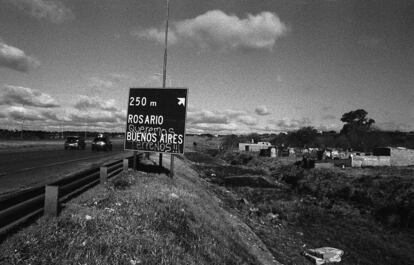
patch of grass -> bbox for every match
[110,173,137,190]
[184,151,223,165]
[290,168,414,228]
[0,170,261,265]
[195,164,268,185]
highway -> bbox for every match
[0,141,133,195]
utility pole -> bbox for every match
[159,0,170,171]
[154,73,172,87]
[162,0,170,89]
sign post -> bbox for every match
[124,88,187,177]
[170,154,175,178]
[160,0,171,168]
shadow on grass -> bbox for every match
[0,210,43,245]
[223,176,277,188]
[137,163,170,175]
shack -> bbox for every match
[239,141,272,152]
[374,147,414,166]
[351,147,414,167]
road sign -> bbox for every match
[124,88,188,154]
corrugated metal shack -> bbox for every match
[351,147,414,167]
[239,141,272,152]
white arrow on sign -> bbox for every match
[177,97,185,106]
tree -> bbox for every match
[340,109,375,151]
[289,126,319,147]
[340,109,375,135]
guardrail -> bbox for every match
[0,155,138,236]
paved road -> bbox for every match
[0,141,133,195]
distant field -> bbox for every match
[184,135,223,152]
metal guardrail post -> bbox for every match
[133,151,138,171]
[123,159,129,171]
[44,185,59,217]
[100,167,108,184]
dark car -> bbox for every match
[64,136,86,150]
[91,135,112,151]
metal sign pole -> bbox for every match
[160,0,170,169]
[133,151,137,171]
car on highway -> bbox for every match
[64,136,86,150]
[91,135,112,151]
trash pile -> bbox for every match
[303,247,344,265]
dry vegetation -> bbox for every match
[0,157,273,265]
[184,136,414,265]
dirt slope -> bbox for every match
[0,154,282,265]
[153,153,282,265]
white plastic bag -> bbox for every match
[303,247,344,265]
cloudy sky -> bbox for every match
[0,0,413,134]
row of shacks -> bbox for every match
[238,141,414,167]
[238,141,348,159]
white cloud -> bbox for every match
[255,105,270,116]
[375,122,412,132]
[0,101,126,131]
[322,114,336,120]
[73,95,118,111]
[223,109,248,118]
[40,110,60,121]
[109,73,130,82]
[67,95,125,129]
[139,73,174,87]
[135,10,287,51]
[132,28,178,45]
[87,77,115,91]
[0,40,40,72]
[186,108,259,134]
[190,122,240,133]
[269,117,312,131]
[6,106,45,121]
[69,110,121,124]
[7,0,74,23]
[187,109,228,124]
[0,85,59,107]
[236,115,257,126]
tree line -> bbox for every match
[223,109,414,151]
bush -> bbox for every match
[221,134,239,150]
[110,173,136,190]
[279,165,305,189]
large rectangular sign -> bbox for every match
[124,88,188,154]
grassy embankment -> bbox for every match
[0,155,278,265]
